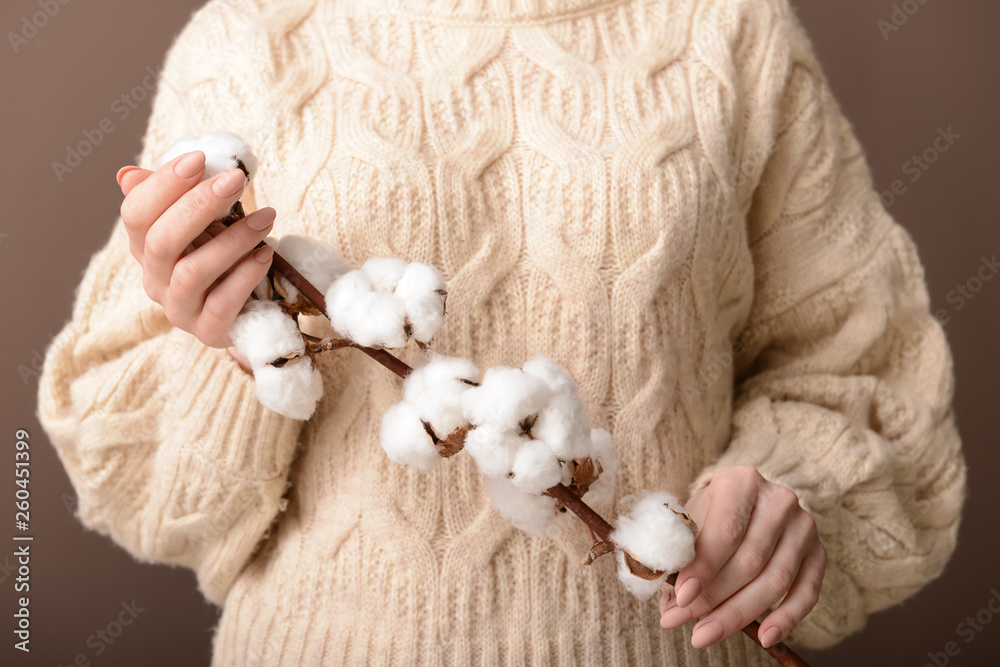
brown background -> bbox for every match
[2,0,997,665]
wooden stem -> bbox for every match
[235,206,808,667]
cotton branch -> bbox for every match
[225,208,808,667]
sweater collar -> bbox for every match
[356,0,633,25]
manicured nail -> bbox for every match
[677,578,701,607]
[254,245,274,263]
[174,151,204,179]
[116,166,138,186]
[212,169,245,197]
[691,620,725,648]
[246,208,275,231]
[760,626,784,648]
[659,605,692,629]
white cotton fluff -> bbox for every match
[273,234,354,304]
[519,355,592,460]
[461,428,521,478]
[484,476,559,536]
[403,292,446,343]
[324,258,447,347]
[460,366,552,432]
[614,551,669,601]
[610,491,697,600]
[229,299,305,368]
[325,270,408,348]
[154,131,258,187]
[509,440,567,494]
[252,357,324,421]
[380,401,441,470]
[402,353,480,438]
[394,262,446,343]
[361,257,408,293]
[227,299,325,420]
[583,428,618,508]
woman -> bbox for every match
[38,0,965,663]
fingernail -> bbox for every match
[116,166,138,186]
[659,605,692,629]
[212,169,245,197]
[677,578,701,607]
[174,151,204,179]
[691,620,725,648]
[760,626,784,648]
[254,245,274,263]
[246,208,275,231]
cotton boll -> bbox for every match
[362,257,408,293]
[395,262,447,343]
[508,440,565,494]
[517,355,592,459]
[349,293,408,348]
[614,551,670,601]
[610,491,696,577]
[326,271,408,348]
[155,131,258,186]
[403,353,480,438]
[380,401,441,471]
[274,234,353,303]
[462,428,521,478]
[531,390,592,461]
[252,357,324,420]
[229,299,305,368]
[394,262,445,300]
[403,292,445,343]
[326,270,373,331]
[484,476,558,537]
[461,367,552,431]
[521,354,576,393]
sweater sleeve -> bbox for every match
[36,1,305,606]
[686,3,967,650]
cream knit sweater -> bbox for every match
[37,0,966,664]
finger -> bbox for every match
[194,245,275,348]
[143,169,247,301]
[673,468,761,609]
[687,520,813,649]
[677,483,801,621]
[117,168,154,261]
[118,167,151,195]
[660,582,676,616]
[119,151,206,247]
[758,537,827,648]
[167,208,276,326]
[191,220,236,253]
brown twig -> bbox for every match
[228,205,808,666]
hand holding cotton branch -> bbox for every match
[145,133,808,667]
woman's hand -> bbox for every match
[116,151,276,369]
[659,466,827,650]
